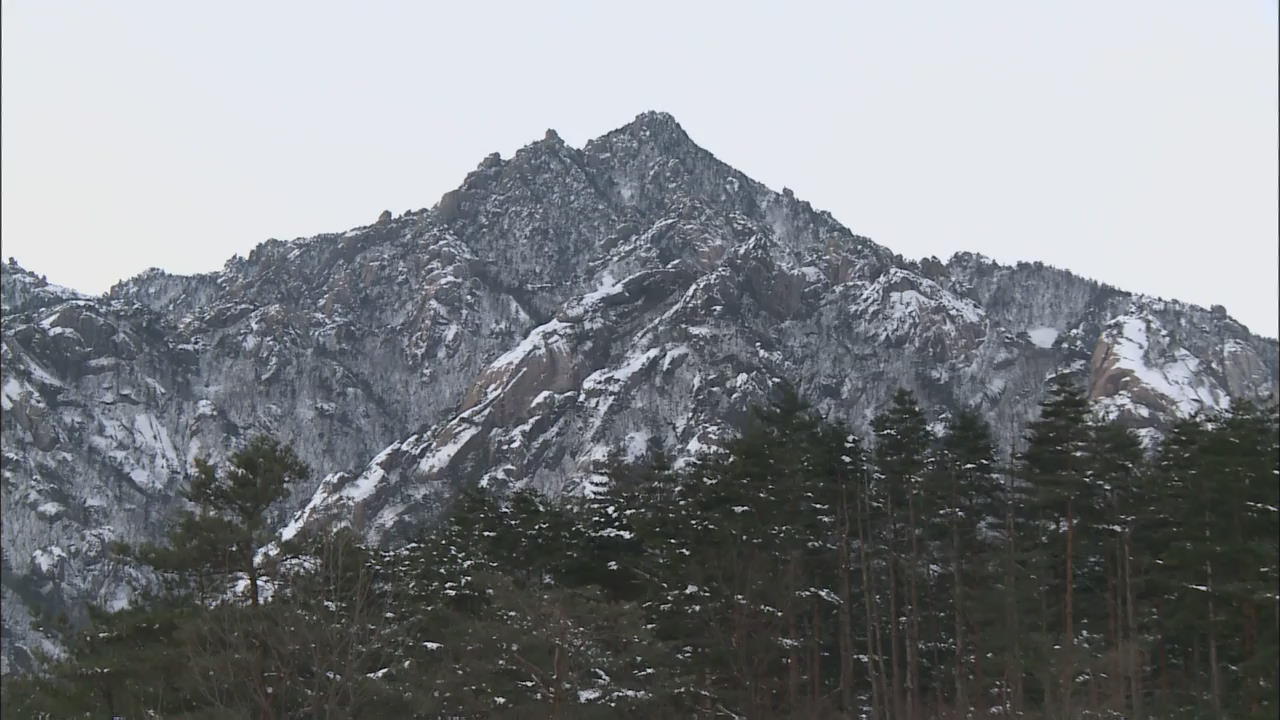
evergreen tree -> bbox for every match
[1153,402,1280,718]
[141,434,309,720]
[1016,376,1095,716]
[1217,401,1280,718]
[871,387,934,720]
[1145,414,1209,715]
[0,599,196,717]
[931,407,1005,715]
[1088,419,1148,718]
[6,390,1276,719]
[142,434,310,607]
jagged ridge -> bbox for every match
[2,112,1277,672]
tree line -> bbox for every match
[4,379,1277,719]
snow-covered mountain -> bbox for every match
[2,112,1275,672]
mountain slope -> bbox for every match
[2,112,1276,672]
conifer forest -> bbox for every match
[4,380,1277,719]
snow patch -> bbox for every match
[1103,313,1227,416]
[489,319,571,372]
[797,265,825,283]
[661,344,691,372]
[2,376,31,411]
[417,425,482,476]
[1027,327,1058,349]
[339,442,404,503]
[579,271,624,305]
[624,430,651,461]
[280,472,347,542]
[32,546,67,575]
[579,688,603,703]
[582,347,661,393]
[851,268,984,337]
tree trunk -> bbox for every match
[1108,536,1120,712]
[1123,531,1142,720]
[858,481,887,719]
[888,501,904,720]
[785,548,801,713]
[789,602,801,712]
[246,542,262,609]
[811,599,822,716]
[552,637,564,719]
[838,512,856,713]
[973,622,988,718]
[1206,560,1222,718]
[1063,499,1075,720]
[245,546,275,720]
[952,518,966,716]
[1244,601,1258,715]
[1157,610,1168,700]
[1004,474,1023,717]
[907,490,921,720]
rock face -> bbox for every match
[2,111,1277,672]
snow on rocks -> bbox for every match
[1090,308,1230,420]
[31,546,67,577]
[1027,327,1059,349]
[4,113,1277,675]
[849,268,986,341]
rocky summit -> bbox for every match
[2,111,1276,672]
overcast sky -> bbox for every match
[3,1,1276,336]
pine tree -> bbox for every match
[0,598,196,717]
[1154,402,1280,718]
[8,384,1274,719]
[1218,401,1280,718]
[141,434,309,607]
[809,419,868,714]
[931,407,1004,715]
[872,388,934,720]
[1145,414,1208,715]
[1089,420,1147,718]
[137,434,310,720]
[1017,376,1094,716]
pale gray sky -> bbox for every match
[3,1,1277,336]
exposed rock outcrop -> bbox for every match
[3,112,1276,673]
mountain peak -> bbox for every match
[1,260,87,314]
[594,110,693,151]
[631,109,680,128]
[5,114,1278,678]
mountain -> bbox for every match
[2,111,1276,673]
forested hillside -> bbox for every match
[5,380,1277,719]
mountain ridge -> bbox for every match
[2,111,1276,672]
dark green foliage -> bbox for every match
[1143,402,1280,719]
[1,599,197,718]
[139,434,310,606]
[5,397,1277,719]
[928,407,1006,714]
